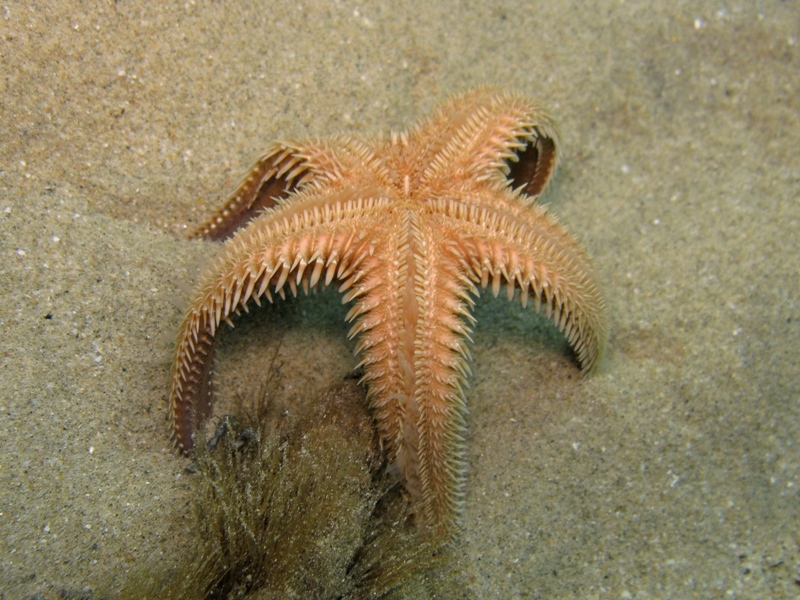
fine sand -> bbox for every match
[1,1,798,598]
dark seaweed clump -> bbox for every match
[103,378,452,599]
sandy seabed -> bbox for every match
[1,1,798,598]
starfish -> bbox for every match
[170,89,606,533]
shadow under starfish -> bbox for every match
[169,88,607,534]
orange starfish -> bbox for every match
[170,89,606,533]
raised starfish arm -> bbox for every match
[192,143,316,240]
[414,90,604,372]
[440,194,606,374]
[413,89,560,200]
[171,192,389,452]
[193,137,393,241]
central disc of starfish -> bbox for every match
[170,89,606,534]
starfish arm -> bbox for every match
[192,142,317,240]
[343,209,476,533]
[192,137,392,241]
[409,216,477,532]
[170,193,389,452]
[438,196,607,374]
[340,211,416,476]
[411,89,560,199]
